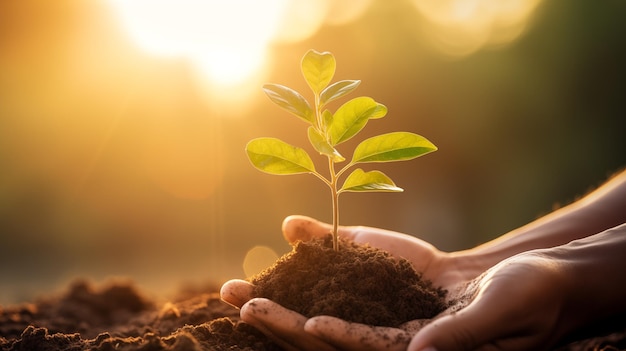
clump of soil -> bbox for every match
[250,235,448,327]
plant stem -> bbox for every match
[328,157,339,251]
[314,90,340,251]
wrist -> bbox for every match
[542,226,626,338]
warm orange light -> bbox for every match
[107,0,380,93]
[243,246,279,277]
[108,0,288,87]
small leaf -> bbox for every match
[263,84,315,125]
[301,50,336,95]
[329,97,388,145]
[320,80,361,107]
[307,127,345,162]
[340,169,403,193]
[352,132,437,163]
[246,138,315,175]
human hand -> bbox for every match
[243,249,574,351]
[407,250,574,351]
[220,215,475,350]
[220,279,427,351]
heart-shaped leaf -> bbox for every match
[246,138,315,175]
[320,80,361,108]
[301,50,336,95]
[307,127,345,162]
[352,132,437,163]
[329,97,387,146]
[340,169,403,193]
[263,84,315,125]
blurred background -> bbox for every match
[1,0,624,304]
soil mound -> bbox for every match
[251,236,448,327]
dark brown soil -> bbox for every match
[250,235,448,327]
[0,279,281,351]
[1,243,626,350]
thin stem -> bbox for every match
[314,90,340,251]
[329,158,339,251]
[337,161,356,179]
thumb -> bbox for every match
[282,215,332,243]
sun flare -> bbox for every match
[107,0,382,91]
[409,0,543,57]
[109,0,288,86]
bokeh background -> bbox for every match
[1,0,624,304]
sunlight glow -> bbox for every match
[108,0,380,92]
[325,0,375,26]
[271,0,329,43]
[109,0,288,86]
[191,48,267,87]
[409,0,543,57]
[109,0,542,89]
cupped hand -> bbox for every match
[220,215,478,350]
[297,250,573,351]
[408,250,572,351]
[220,280,425,351]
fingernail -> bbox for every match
[421,347,438,351]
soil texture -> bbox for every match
[250,235,448,327]
[1,238,626,350]
[0,279,280,351]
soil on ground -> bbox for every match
[1,238,626,350]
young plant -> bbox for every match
[246,49,437,251]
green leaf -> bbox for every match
[329,97,388,145]
[320,80,361,108]
[301,50,336,95]
[246,137,315,175]
[352,132,437,163]
[307,127,345,162]
[263,84,315,125]
[340,169,403,193]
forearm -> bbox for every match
[556,223,626,339]
[452,169,626,274]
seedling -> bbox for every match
[246,50,437,251]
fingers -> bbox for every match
[305,316,412,351]
[220,279,254,308]
[241,298,337,351]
